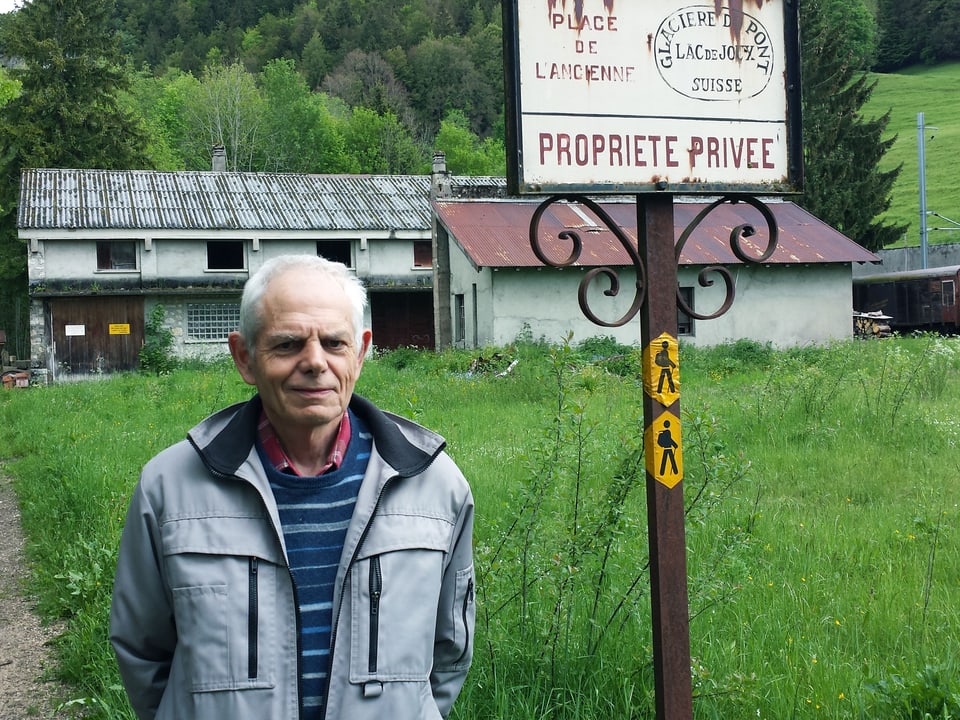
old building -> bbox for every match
[432,196,880,348]
[18,158,878,376]
[19,164,494,374]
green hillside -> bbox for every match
[865,62,960,247]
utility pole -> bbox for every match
[918,112,931,270]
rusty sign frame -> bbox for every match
[503,0,803,196]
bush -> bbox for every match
[139,304,176,375]
[864,665,960,719]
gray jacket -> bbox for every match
[110,394,475,720]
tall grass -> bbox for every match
[0,336,958,718]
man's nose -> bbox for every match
[300,339,328,372]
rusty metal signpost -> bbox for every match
[503,2,802,718]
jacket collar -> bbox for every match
[191,394,446,480]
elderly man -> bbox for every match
[110,254,475,720]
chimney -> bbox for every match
[212,144,226,172]
[431,151,451,199]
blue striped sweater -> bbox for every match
[259,411,372,718]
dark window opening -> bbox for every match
[207,241,245,271]
[454,294,465,343]
[678,286,695,336]
[317,240,353,267]
[413,241,433,268]
[96,241,137,271]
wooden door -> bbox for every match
[50,297,145,373]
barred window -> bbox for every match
[187,303,240,341]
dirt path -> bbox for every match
[0,473,70,719]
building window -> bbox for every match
[187,302,241,341]
[317,240,353,267]
[206,241,245,271]
[454,294,465,343]
[413,241,432,268]
[678,286,695,336]
[96,241,137,270]
[943,280,955,307]
[472,283,479,347]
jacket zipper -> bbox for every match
[206,465,303,717]
[455,577,474,665]
[368,556,382,673]
[321,476,394,720]
[248,557,259,679]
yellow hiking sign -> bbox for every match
[643,332,679,407]
[644,411,684,489]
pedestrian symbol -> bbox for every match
[643,332,680,407]
[644,411,684,488]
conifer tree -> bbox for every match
[0,0,150,347]
[799,0,906,251]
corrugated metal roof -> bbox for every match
[18,168,437,232]
[433,197,880,268]
[18,168,880,270]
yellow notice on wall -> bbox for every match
[644,411,683,489]
[642,332,679,407]
[109,324,131,335]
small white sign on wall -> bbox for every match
[65,324,86,337]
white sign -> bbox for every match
[65,324,86,337]
[504,0,801,194]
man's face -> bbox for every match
[230,268,371,445]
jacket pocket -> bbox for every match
[162,516,283,692]
[451,565,475,668]
[349,545,448,683]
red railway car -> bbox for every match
[853,265,960,333]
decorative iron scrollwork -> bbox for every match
[674,195,778,320]
[529,193,779,325]
[529,194,647,328]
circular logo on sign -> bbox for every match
[653,4,775,102]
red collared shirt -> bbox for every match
[257,410,352,477]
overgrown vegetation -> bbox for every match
[137,304,176,375]
[0,334,958,718]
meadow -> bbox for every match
[0,334,957,719]
[867,62,960,245]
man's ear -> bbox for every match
[357,329,373,368]
[228,332,257,386]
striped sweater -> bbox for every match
[259,411,372,718]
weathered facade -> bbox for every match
[19,168,467,375]
[19,161,880,377]
[432,197,880,349]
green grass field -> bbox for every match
[1,336,957,719]
[866,62,960,246]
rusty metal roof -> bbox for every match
[433,197,880,268]
[18,168,439,232]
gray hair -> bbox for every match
[238,254,368,354]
